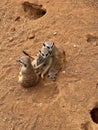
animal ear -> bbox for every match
[39,50,41,53]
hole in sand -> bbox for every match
[86,34,98,43]
[90,106,98,124]
[86,34,98,46]
[22,1,46,20]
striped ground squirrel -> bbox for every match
[31,47,53,79]
[42,41,66,80]
[47,50,66,81]
[17,56,39,88]
[32,47,51,69]
[42,41,60,57]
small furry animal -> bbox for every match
[17,56,39,88]
[42,41,54,54]
[41,41,66,81]
[32,47,50,69]
[42,41,60,58]
[47,49,66,81]
[31,47,53,79]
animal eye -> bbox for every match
[47,46,50,49]
[24,64,27,67]
[41,53,44,56]
[46,53,48,56]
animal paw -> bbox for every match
[48,72,56,81]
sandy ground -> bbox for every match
[0,0,98,130]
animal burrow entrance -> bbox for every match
[22,1,46,19]
[90,106,98,124]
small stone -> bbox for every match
[92,41,98,46]
[3,117,7,122]
[9,58,12,61]
[62,71,66,74]
[75,70,78,73]
[11,27,16,32]
[73,44,77,47]
[39,103,42,106]
[53,32,57,35]
[28,33,35,39]
[8,37,14,42]
[15,16,20,21]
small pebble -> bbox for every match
[92,41,98,46]
[3,117,7,122]
[62,71,66,74]
[9,58,12,61]
[53,32,57,35]
[8,37,14,42]
[28,33,35,39]
[73,44,77,48]
[15,16,20,21]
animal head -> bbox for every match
[17,56,31,68]
[43,41,54,53]
[36,48,50,65]
[39,47,50,59]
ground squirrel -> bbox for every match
[31,47,53,79]
[17,56,39,88]
[32,47,50,69]
[47,50,66,81]
[42,41,66,81]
